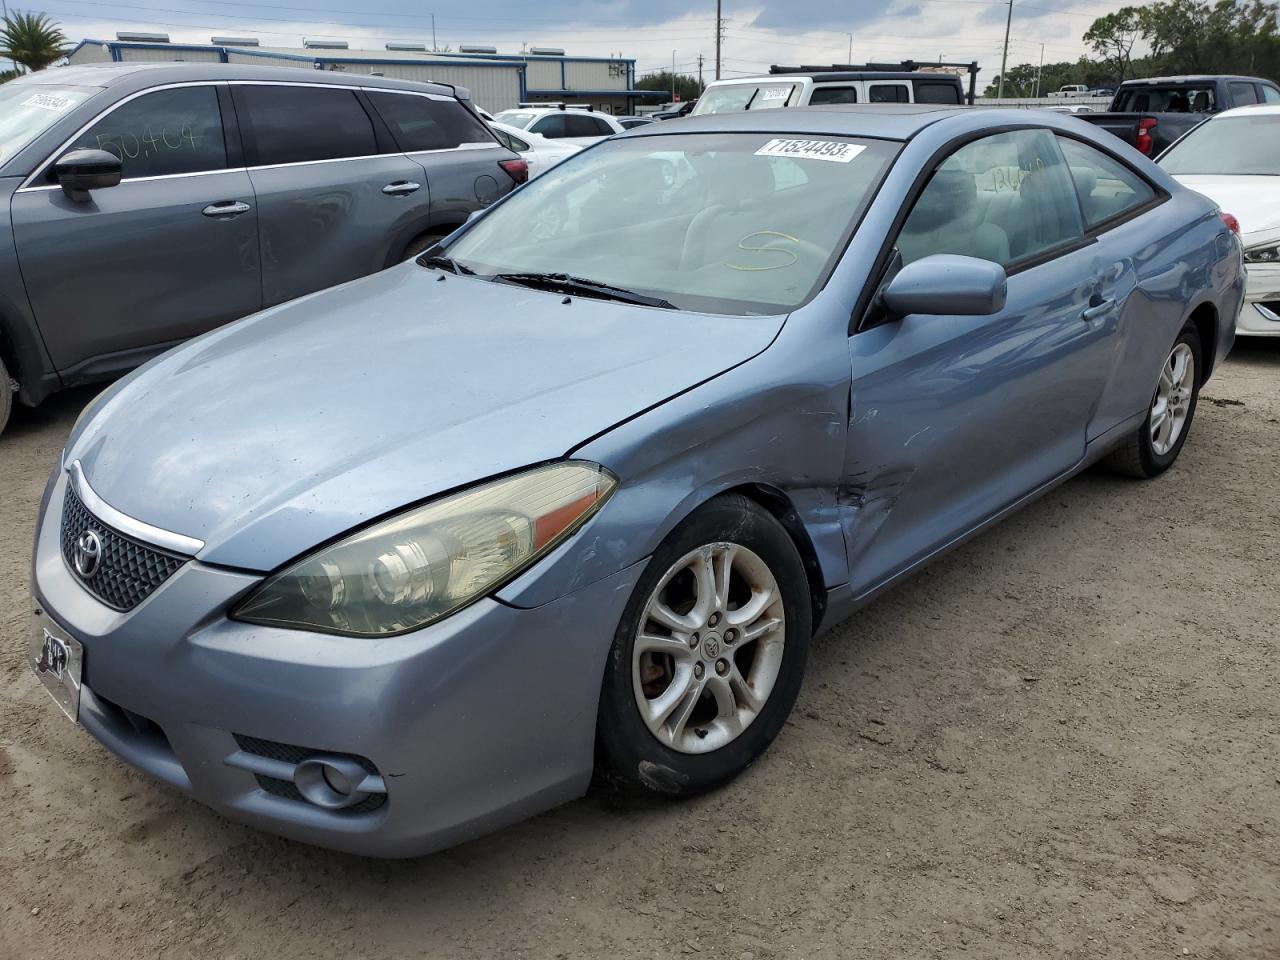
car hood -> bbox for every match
[1171,174,1280,246]
[67,264,784,571]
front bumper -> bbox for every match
[31,470,644,857]
[1237,263,1280,337]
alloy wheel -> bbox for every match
[1151,342,1195,456]
[632,542,786,754]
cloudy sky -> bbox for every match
[50,0,1123,81]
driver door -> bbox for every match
[841,128,1116,594]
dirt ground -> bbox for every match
[1,341,1277,960]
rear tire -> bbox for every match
[402,230,447,262]
[0,356,12,438]
[596,494,811,798]
[1104,320,1202,478]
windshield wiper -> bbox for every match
[418,252,474,275]
[489,272,678,309]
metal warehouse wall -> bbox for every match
[68,42,112,64]
[117,46,223,63]
[525,59,562,90]
[225,51,312,69]
[323,63,522,109]
[564,60,628,91]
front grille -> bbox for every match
[60,486,186,611]
[233,734,387,814]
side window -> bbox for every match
[1056,136,1157,229]
[1262,84,1280,104]
[367,91,492,151]
[868,83,909,103]
[235,85,376,165]
[809,85,857,105]
[897,128,1083,269]
[64,86,226,180]
[1230,81,1259,105]
[506,131,530,152]
[530,114,568,138]
[564,114,609,137]
[915,82,962,105]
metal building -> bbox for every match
[64,38,664,114]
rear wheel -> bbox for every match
[402,230,447,262]
[1104,321,1202,478]
[596,495,811,797]
[0,355,12,437]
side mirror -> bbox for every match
[881,254,1008,317]
[55,149,122,202]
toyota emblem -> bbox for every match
[73,530,103,579]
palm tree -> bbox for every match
[0,11,67,73]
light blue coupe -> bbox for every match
[31,105,1241,856]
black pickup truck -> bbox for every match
[1080,74,1280,156]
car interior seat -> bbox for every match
[896,168,1010,267]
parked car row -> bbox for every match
[28,82,1243,858]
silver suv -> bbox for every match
[0,63,523,434]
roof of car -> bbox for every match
[622,103,967,142]
[1120,74,1273,86]
[19,61,463,98]
[1214,103,1280,119]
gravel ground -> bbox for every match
[1,341,1277,960]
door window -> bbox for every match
[868,83,910,103]
[1056,136,1156,229]
[530,114,569,138]
[1230,81,1259,105]
[565,114,612,137]
[366,91,492,152]
[896,128,1083,269]
[915,81,962,104]
[809,85,857,105]
[63,85,226,180]
[1262,84,1280,104]
[235,85,376,165]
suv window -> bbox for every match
[809,85,857,105]
[565,114,612,137]
[367,91,491,151]
[235,85,376,165]
[530,114,569,138]
[1056,136,1156,229]
[64,85,226,180]
[491,127,530,152]
[897,128,1083,269]
[916,81,962,105]
[1115,85,1215,112]
[1262,84,1280,104]
[868,83,909,103]
[1230,81,1260,105]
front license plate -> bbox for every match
[30,606,83,723]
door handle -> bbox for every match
[202,200,251,218]
[1082,296,1114,322]
[382,181,422,196]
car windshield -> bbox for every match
[0,84,97,166]
[1114,85,1216,112]
[1159,115,1280,175]
[494,110,536,130]
[442,132,899,315]
[692,83,800,115]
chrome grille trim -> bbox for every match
[68,460,204,555]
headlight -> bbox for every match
[232,461,616,637]
[1244,243,1280,264]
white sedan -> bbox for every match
[1158,105,1280,336]
[487,120,583,179]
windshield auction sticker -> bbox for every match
[22,93,76,112]
[755,139,865,163]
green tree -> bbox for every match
[636,70,704,103]
[1084,7,1144,82]
[0,11,66,72]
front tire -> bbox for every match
[1104,321,1202,478]
[0,355,12,438]
[596,494,811,797]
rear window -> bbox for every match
[1114,85,1216,112]
[367,91,493,151]
[235,85,376,165]
[692,83,800,115]
[493,111,536,130]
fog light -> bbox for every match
[294,756,372,809]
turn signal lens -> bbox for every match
[1221,213,1241,237]
[498,158,529,184]
[233,462,616,637]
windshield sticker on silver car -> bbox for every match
[755,139,865,163]
[23,93,76,112]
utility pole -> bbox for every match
[715,0,722,80]
[697,53,704,90]
[431,13,437,52]
[997,0,1013,99]
[1034,42,1044,97]
[672,49,677,102]
[847,33,853,66]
